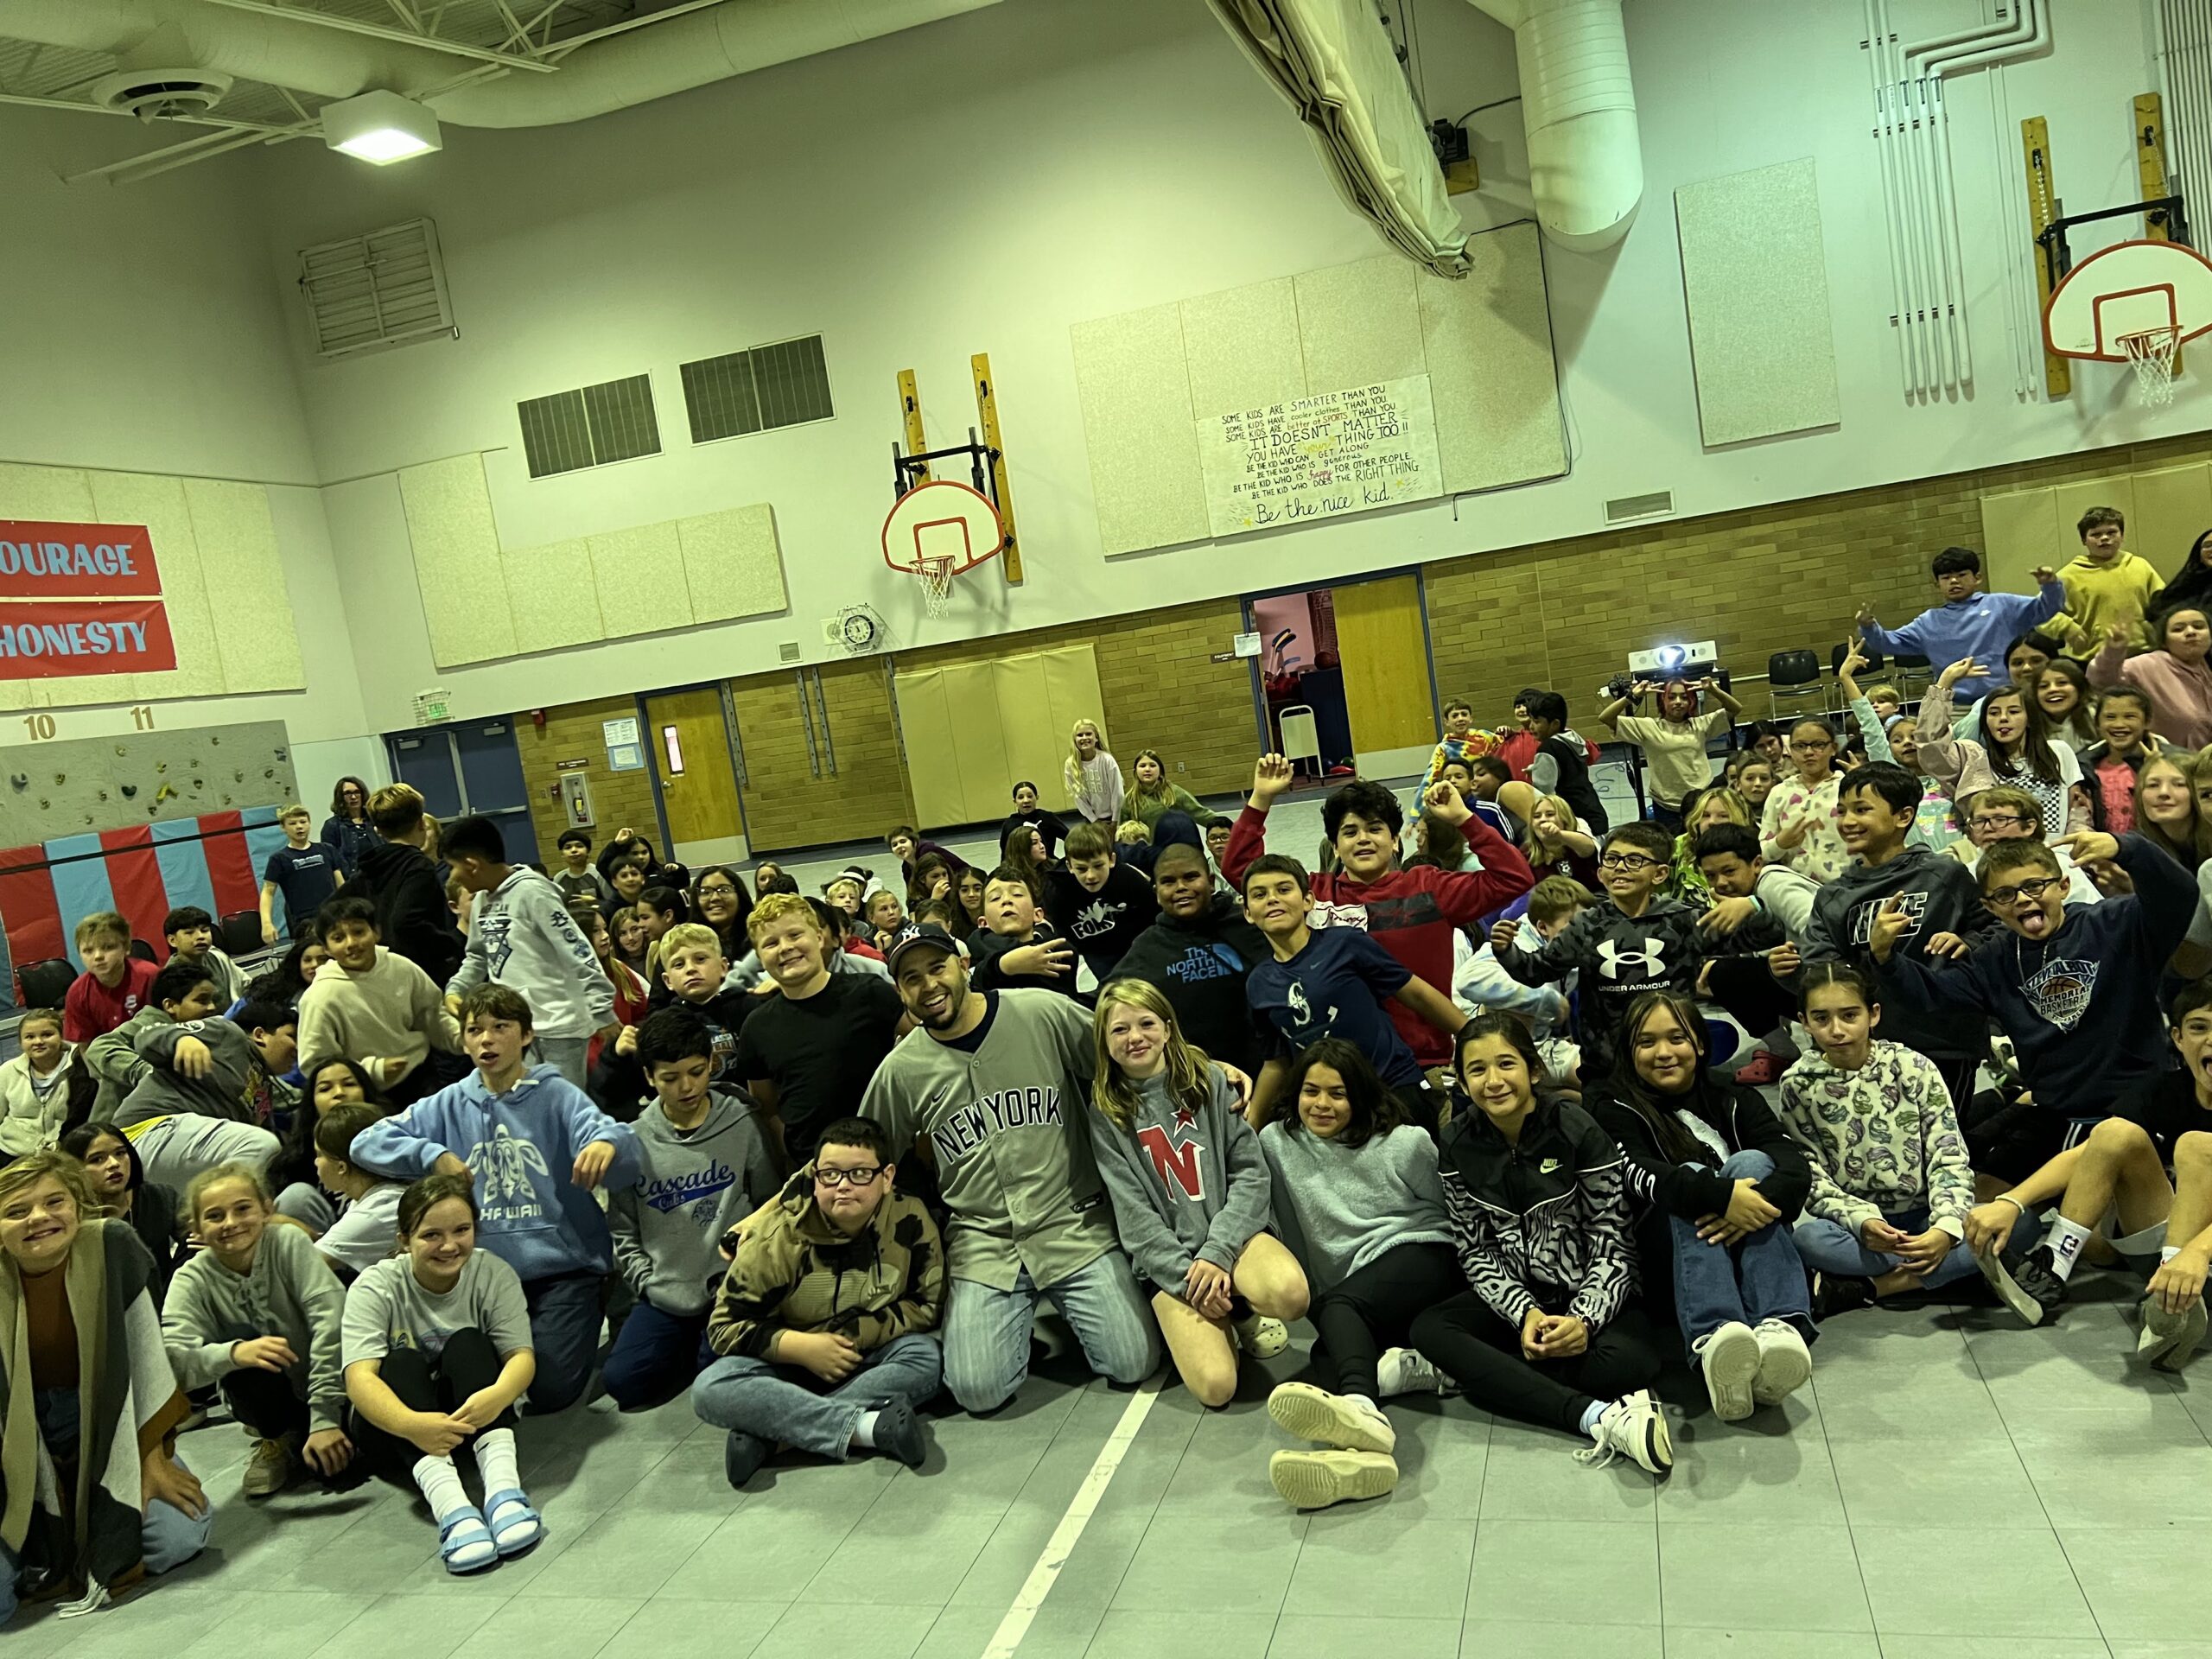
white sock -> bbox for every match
[2161,1244,2183,1266]
[474,1427,520,1497]
[412,1453,469,1520]
[2047,1216,2093,1281]
[850,1410,880,1451]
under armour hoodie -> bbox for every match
[349,1061,641,1282]
[1492,893,1705,1078]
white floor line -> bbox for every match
[980,1375,1165,1659]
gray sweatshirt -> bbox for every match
[1090,1065,1271,1293]
[449,865,614,1040]
[161,1219,349,1432]
[607,1090,779,1317]
[1259,1120,1452,1293]
[108,1016,260,1134]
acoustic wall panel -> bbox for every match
[679,505,787,626]
[1180,279,1307,418]
[2130,464,2212,572]
[1675,158,1842,447]
[1070,303,1211,556]
[588,522,691,637]
[184,478,303,696]
[504,537,604,654]
[0,466,94,715]
[1419,222,1567,493]
[87,471,219,702]
[1294,255,1426,391]
[1978,486,2059,597]
[398,454,516,665]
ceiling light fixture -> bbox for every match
[321,90,442,165]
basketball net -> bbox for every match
[916,555,956,616]
[2121,326,2180,406]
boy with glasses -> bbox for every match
[1869,830,2196,1309]
[693,1115,944,1484]
[1943,784,2101,906]
[1490,821,1705,1078]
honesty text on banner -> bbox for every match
[0,520,169,681]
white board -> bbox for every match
[1197,376,1442,537]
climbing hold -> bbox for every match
[232,771,244,782]
[115,747,124,756]
[154,785,177,805]
[97,789,108,801]
[273,747,287,762]
[36,798,48,810]
[220,795,233,805]
[264,768,274,779]
[9,774,24,791]
[52,773,63,785]
[120,785,137,798]
[155,761,167,773]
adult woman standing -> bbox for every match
[0,1150,211,1625]
[321,778,377,878]
[2090,605,2212,752]
[1064,720,1124,825]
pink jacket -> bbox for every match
[2088,640,2212,752]
[1910,684,1997,800]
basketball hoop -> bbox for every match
[882,480,1002,616]
[2120,326,2181,405]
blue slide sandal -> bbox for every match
[483,1489,543,1559]
[437,1506,499,1575]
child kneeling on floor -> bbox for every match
[1088,978,1308,1407]
[340,1172,542,1575]
[1257,1039,1453,1510]
[692,1116,945,1488]
[162,1162,354,1499]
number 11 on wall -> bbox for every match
[18,705,154,740]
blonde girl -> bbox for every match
[1523,792,1599,886]
[0,1007,75,1158]
[340,1173,540,1575]
[1088,980,1307,1408]
[1671,787,1750,902]
[162,1163,353,1497]
[2135,753,2205,870]
[1064,718,1124,823]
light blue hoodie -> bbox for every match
[348,1061,642,1281]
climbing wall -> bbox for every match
[0,721,293,846]
[0,721,296,996]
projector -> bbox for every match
[1628,639,1718,677]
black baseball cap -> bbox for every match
[885,920,964,974]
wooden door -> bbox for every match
[1332,574,1437,775]
[641,686,746,868]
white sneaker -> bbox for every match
[1266,1382,1395,1453]
[1233,1314,1290,1358]
[1576,1389,1673,1477]
[1750,1319,1813,1405]
[1376,1346,1445,1397]
[1695,1320,1761,1422]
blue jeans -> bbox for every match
[940,1251,1160,1413]
[691,1332,944,1459]
[1668,1150,1814,1360]
[1792,1203,2033,1288]
[601,1300,712,1411]
[0,1391,212,1627]
[523,1271,605,1413]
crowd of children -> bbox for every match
[10,505,2212,1624]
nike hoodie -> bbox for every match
[448,865,613,1041]
[608,1089,779,1318]
[349,1061,641,1281]
[1798,845,1986,1061]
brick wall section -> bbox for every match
[1425,432,2212,729]
[518,695,659,865]
[729,658,916,853]
[894,597,1255,801]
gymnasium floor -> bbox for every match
[13,1277,2207,1659]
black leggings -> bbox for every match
[1310,1241,1463,1400]
[1703,956,1796,1040]
[349,1328,518,1482]
[1409,1291,1663,1435]
[222,1366,311,1441]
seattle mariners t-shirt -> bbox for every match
[1246,926,1422,1087]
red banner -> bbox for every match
[0,601,176,679]
[0,521,161,598]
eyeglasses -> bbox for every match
[813,1165,883,1187]
[1967,813,2031,832]
[696,882,738,897]
[1985,875,2062,907]
[1597,854,1660,872]
[1790,739,1835,753]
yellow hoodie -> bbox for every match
[2057,549,2163,656]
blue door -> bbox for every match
[389,733,463,819]
[453,718,537,867]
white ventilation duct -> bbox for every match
[0,0,1002,129]
[1464,0,1641,251]
[1206,0,1471,277]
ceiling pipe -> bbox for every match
[0,0,1004,129]
[1463,0,1642,250]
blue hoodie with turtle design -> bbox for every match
[348,1061,642,1281]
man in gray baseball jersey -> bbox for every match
[861,922,1160,1411]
